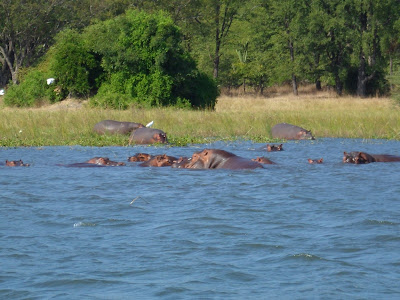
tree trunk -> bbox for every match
[315,79,321,91]
[213,3,221,79]
[356,52,367,97]
[335,73,343,96]
[289,40,298,95]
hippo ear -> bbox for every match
[318,158,323,163]
[204,150,209,156]
[358,152,369,161]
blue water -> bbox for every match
[1,138,400,299]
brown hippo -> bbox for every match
[139,154,177,167]
[128,153,153,162]
[171,157,191,168]
[129,128,168,145]
[93,120,144,135]
[266,144,283,152]
[343,152,400,164]
[86,157,126,166]
[251,157,276,165]
[271,123,314,140]
[308,158,323,164]
[186,149,264,170]
[5,160,30,167]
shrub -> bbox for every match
[84,9,218,109]
[4,70,51,107]
[50,29,101,98]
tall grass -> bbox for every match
[1,89,399,147]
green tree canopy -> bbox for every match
[83,9,218,109]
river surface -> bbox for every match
[1,138,400,299]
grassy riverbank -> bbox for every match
[1,87,400,147]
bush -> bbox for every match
[3,70,52,107]
[84,9,218,109]
[50,29,101,98]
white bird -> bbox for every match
[46,78,55,85]
[0,89,4,96]
[146,121,154,128]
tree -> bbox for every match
[83,9,218,108]
[0,0,71,84]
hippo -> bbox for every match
[171,157,191,168]
[308,158,323,164]
[93,120,144,135]
[186,149,264,170]
[343,152,400,164]
[266,144,283,152]
[271,123,314,140]
[86,157,125,166]
[139,154,177,167]
[128,153,153,162]
[5,160,30,167]
[251,157,276,165]
[129,128,168,145]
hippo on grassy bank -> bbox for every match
[186,149,264,170]
[93,120,144,135]
[129,128,168,145]
[271,123,314,140]
[343,152,400,164]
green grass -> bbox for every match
[1,90,400,147]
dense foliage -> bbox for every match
[1,0,400,106]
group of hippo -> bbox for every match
[4,122,400,169]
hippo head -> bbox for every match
[6,159,29,167]
[267,144,283,151]
[128,153,152,162]
[186,151,205,169]
[156,154,174,167]
[343,152,370,164]
[308,158,323,164]
[87,157,125,166]
[154,132,168,144]
[172,157,191,168]
[298,129,315,140]
[252,157,275,165]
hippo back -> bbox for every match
[271,123,314,140]
[93,120,144,135]
[129,128,168,144]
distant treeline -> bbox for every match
[1,0,400,106]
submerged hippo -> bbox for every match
[171,157,191,168]
[271,123,314,140]
[128,153,153,162]
[186,149,264,170]
[139,154,177,167]
[251,157,276,165]
[129,128,168,145]
[85,157,126,166]
[343,152,400,164]
[308,158,323,164]
[266,144,283,152]
[5,160,30,167]
[93,120,144,135]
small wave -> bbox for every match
[364,219,398,226]
[288,253,323,261]
[73,222,96,227]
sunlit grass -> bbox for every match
[1,88,399,147]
